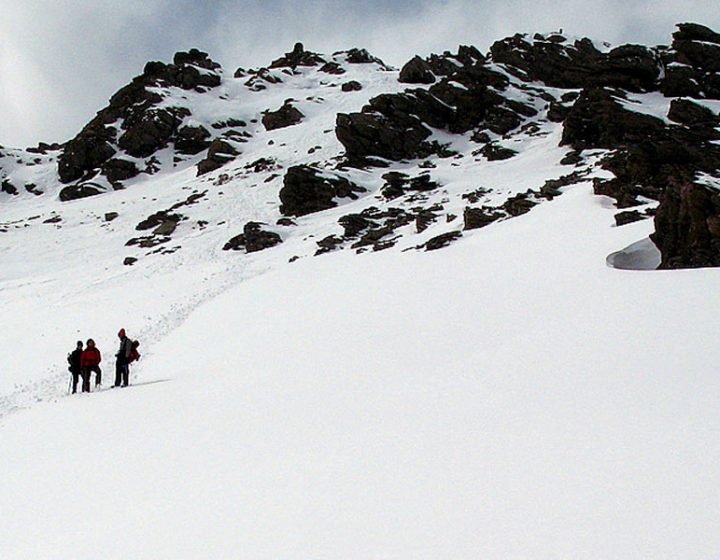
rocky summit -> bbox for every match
[1,24,720,269]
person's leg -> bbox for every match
[122,364,129,387]
[114,361,122,387]
[81,368,90,392]
[72,371,79,393]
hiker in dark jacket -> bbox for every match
[115,328,132,387]
[80,338,102,392]
[67,340,83,394]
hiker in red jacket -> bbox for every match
[80,338,102,392]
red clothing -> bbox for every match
[81,347,101,368]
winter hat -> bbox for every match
[118,328,126,338]
[76,340,83,348]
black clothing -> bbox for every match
[115,335,132,386]
[68,348,83,394]
[82,365,101,392]
[115,362,129,387]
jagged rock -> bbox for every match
[426,46,485,76]
[223,221,282,253]
[174,125,211,155]
[43,215,62,224]
[673,22,720,43]
[503,192,538,216]
[344,48,385,65]
[262,102,304,131]
[315,235,344,255]
[614,210,645,226]
[490,34,660,92]
[673,24,720,72]
[561,88,666,150]
[341,81,362,92]
[319,62,346,75]
[463,207,503,230]
[25,183,42,196]
[104,212,119,222]
[59,183,105,202]
[153,220,177,236]
[102,158,140,183]
[667,98,720,130]
[337,65,514,163]
[1,180,18,195]
[119,107,190,158]
[58,125,116,183]
[380,172,439,199]
[279,166,365,216]
[652,179,720,268]
[399,56,435,84]
[479,143,517,161]
[424,231,462,251]
[276,217,296,226]
[197,139,239,176]
[136,211,181,231]
[123,257,138,266]
[415,209,439,233]
[270,43,325,69]
[338,214,374,237]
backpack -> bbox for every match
[128,340,141,363]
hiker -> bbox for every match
[67,340,83,394]
[80,338,102,392]
[115,328,133,387]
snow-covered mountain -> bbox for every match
[1,22,720,559]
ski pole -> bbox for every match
[68,375,72,395]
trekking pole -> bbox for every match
[68,375,72,395]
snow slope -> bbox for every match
[2,185,720,559]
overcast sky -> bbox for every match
[1,0,719,147]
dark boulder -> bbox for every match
[343,48,386,65]
[279,166,365,216]
[614,210,645,226]
[490,33,660,92]
[667,98,720,130]
[319,62,346,75]
[341,80,363,92]
[58,125,116,183]
[119,107,189,158]
[652,179,720,268]
[262,102,304,131]
[503,192,538,216]
[1,180,18,195]
[59,183,106,202]
[464,207,503,230]
[174,125,212,155]
[136,211,181,231]
[223,221,282,253]
[270,43,325,69]
[561,87,666,150]
[102,158,140,183]
[197,139,239,176]
[673,24,720,72]
[399,56,436,84]
[424,231,462,251]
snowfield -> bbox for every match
[2,183,720,559]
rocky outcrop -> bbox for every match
[279,166,365,216]
[652,180,720,268]
[490,34,660,92]
[59,183,106,202]
[197,139,239,176]
[57,49,221,184]
[399,56,435,84]
[270,43,325,69]
[223,222,282,253]
[262,102,304,131]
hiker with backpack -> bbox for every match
[80,339,102,392]
[115,328,139,387]
[67,340,83,394]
